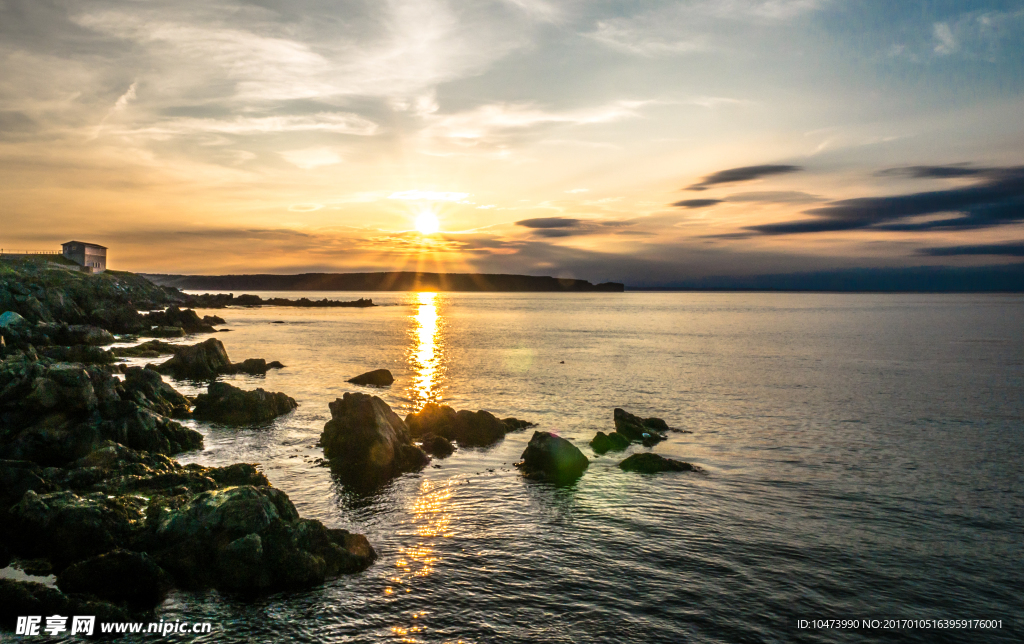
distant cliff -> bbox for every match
[142,272,625,293]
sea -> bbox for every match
[77,293,1024,641]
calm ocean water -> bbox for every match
[120,292,1021,642]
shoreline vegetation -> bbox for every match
[0,256,690,633]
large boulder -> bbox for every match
[192,381,297,425]
[405,403,527,447]
[515,431,589,483]
[618,453,703,474]
[149,485,376,592]
[152,338,232,380]
[57,548,171,608]
[347,369,394,386]
[320,392,429,485]
[151,338,284,380]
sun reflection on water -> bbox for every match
[385,477,459,642]
[408,292,445,411]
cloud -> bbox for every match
[515,217,581,228]
[389,190,469,201]
[423,100,647,147]
[280,148,342,169]
[876,165,993,179]
[748,166,1024,235]
[686,164,803,190]
[724,190,821,203]
[673,199,723,208]
[920,242,1024,257]
[933,23,957,55]
[565,188,589,194]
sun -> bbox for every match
[415,211,439,235]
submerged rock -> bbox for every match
[192,381,297,425]
[618,453,703,474]
[515,431,589,483]
[406,402,529,448]
[502,417,536,432]
[419,433,455,458]
[320,392,429,485]
[590,430,631,454]
[347,368,395,387]
[113,339,180,358]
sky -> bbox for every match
[1,0,1023,286]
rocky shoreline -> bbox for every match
[0,259,375,627]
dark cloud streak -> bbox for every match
[686,164,802,190]
[749,167,1024,235]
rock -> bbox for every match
[101,404,204,456]
[502,417,536,431]
[319,392,429,485]
[121,366,192,418]
[233,357,285,375]
[57,548,171,608]
[153,337,232,380]
[405,403,517,447]
[0,459,57,514]
[192,381,297,425]
[143,326,188,338]
[0,311,29,330]
[590,431,631,454]
[202,314,226,325]
[149,485,375,592]
[57,324,116,346]
[8,490,148,569]
[618,453,703,474]
[612,408,668,444]
[38,344,116,364]
[0,579,130,631]
[347,369,395,386]
[144,306,216,334]
[515,431,589,483]
[152,338,283,380]
[113,339,180,358]
[419,433,455,458]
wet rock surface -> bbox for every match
[618,453,703,474]
[152,338,284,381]
[515,431,589,483]
[405,402,533,448]
[347,368,395,387]
[320,392,429,486]
[419,433,455,458]
[57,548,172,608]
[192,381,297,425]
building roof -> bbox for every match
[62,241,107,249]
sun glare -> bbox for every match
[415,211,439,235]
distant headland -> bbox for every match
[142,272,625,293]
